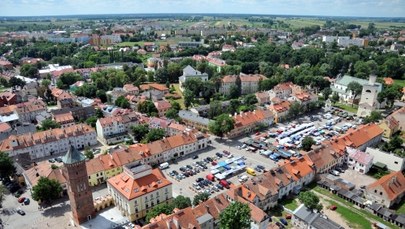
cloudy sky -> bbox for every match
[1,0,405,17]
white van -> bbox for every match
[159,162,169,170]
[330,170,340,176]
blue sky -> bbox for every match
[1,0,405,17]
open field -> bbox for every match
[333,103,358,114]
[393,79,405,87]
[327,200,372,229]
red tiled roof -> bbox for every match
[367,171,405,201]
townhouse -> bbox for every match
[16,99,47,123]
[179,65,209,91]
[346,147,374,174]
[366,171,405,208]
[305,143,345,174]
[140,192,269,229]
[267,99,291,123]
[96,112,140,144]
[378,116,400,138]
[107,163,173,221]
[219,74,265,95]
[227,109,274,138]
[178,110,210,130]
[328,123,384,153]
[23,161,67,194]
[123,84,140,95]
[153,100,172,117]
[0,123,97,160]
[53,112,75,128]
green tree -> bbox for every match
[288,102,301,119]
[85,116,98,128]
[96,109,104,118]
[346,81,363,106]
[84,149,94,160]
[20,64,39,78]
[208,114,235,137]
[41,79,51,88]
[184,89,194,109]
[193,192,210,206]
[143,128,166,143]
[322,87,332,100]
[145,203,174,222]
[219,201,251,229]
[39,119,61,131]
[364,111,382,124]
[298,191,323,211]
[172,195,192,209]
[131,124,149,142]
[9,77,25,87]
[166,108,179,119]
[96,90,107,103]
[301,136,316,151]
[243,94,258,106]
[228,84,241,99]
[32,177,63,203]
[137,100,158,116]
[0,152,16,179]
[331,92,340,104]
[115,95,130,109]
[56,72,82,89]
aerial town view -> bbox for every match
[1,1,405,229]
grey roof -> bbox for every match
[183,65,202,76]
[196,213,213,224]
[293,204,344,229]
[393,214,405,225]
[335,75,369,86]
[179,110,211,126]
[62,145,86,164]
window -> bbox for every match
[395,161,398,164]
[380,192,383,195]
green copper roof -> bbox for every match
[62,145,86,164]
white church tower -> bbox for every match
[357,74,380,117]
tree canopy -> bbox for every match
[32,177,63,203]
[115,95,131,109]
[39,119,61,131]
[219,201,251,229]
[0,152,16,180]
[298,191,323,211]
[145,195,192,222]
[193,192,210,206]
[208,114,235,137]
[301,136,316,151]
[137,100,158,116]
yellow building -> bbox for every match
[378,116,399,138]
[86,158,106,186]
[107,163,173,221]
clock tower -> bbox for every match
[62,145,95,225]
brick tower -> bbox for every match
[62,145,95,225]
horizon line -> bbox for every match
[1,12,405,19]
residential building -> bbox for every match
[53,112,75,128]
[219,74,265,95]
[179,110,210,130]
[51,106,96,121]
[23,161,67,193]
[0,122,12,141]
[154,100,172,117]
[255,91,270,105]
[16,99,47,123]
[207,57,226,72]
[0,91,18,107]
[357,75,382,117]
[328,123,384,153]
[292,204,344,229]
[190,101,230,118]
[366,171,405,208]
[269,82,294,100]
[305,143,344,174]
[123,84,139,95]
[267,99,291,123]
[0,124,97,160]
[378,116,399,138]
[107,87,127,104]
[107,163,173,221]
[331,75,382,104]
[227,109,274,138]
[365,147,405,172]
[179,65,208,91]
[346,147,374,174]
[96,112,139,144]
[178,41,202,49]
[222,44,236,52]
[279,156,316,193]
[139,83,169,94]
[388,106,405,132]
[51,88,75,109]
[39,64,73,78]
[86,157,106,186]
[0,59,13,70]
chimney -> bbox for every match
[205,205,210,214]
[369,74,377,85]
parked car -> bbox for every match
[192,155,199,159]
[23,198,30,205]
[279,218,288,226]
[16,209,25,216]
[54,157,63,163]
[215,152,223,158]
[330,205,337,210]
[275,222,285,228]
[215,184,224,190]
[330,170,340,176]
[196,178,204,183]
[18,197,26,203]
[48,159,55,163]
[285,214,292,219]
[254,166,262,173]
[257,165,265,170]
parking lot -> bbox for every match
[163,138,278,199]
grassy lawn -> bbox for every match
[172,84,185,109]
[327,200,372,229]
[393,79,405,88]
[313,186,399,229]
[333,103,358,113]
[279,198,299,211]
[0,86,10,92]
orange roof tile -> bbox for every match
[367,171,405,201]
